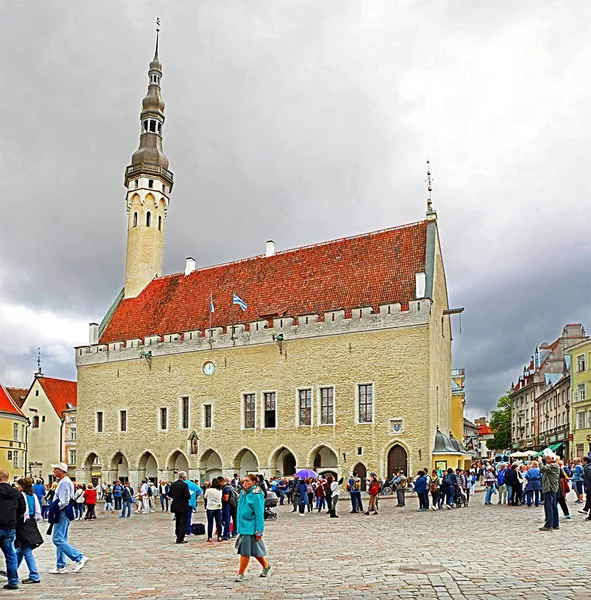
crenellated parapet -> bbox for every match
[75,299,430,366]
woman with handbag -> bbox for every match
[234,473,271,582]
[74,484,86,519]
[557,461,572,519]
[15,477,43,585]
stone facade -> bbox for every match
[76,265,453,489]
[74,30,454,489]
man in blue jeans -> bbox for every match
[0,468,26,589]
[539,453,560,531]
[49,463,89,574]
[120,482,133,518]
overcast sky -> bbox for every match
[1,0,590,419]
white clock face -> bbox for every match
[203,361,215,376]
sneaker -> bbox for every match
[235,574,245,583]
[260,566,272,578]
[565,515,571,519]
[552,526,560,530]
[73,556,89,573]
[430,506,436,511]
[578,509,589,514]
[2,584,18,590]
[0,570,6,577]
[538,527,552,532]
[21,578,40,584]
[445,505,452,510]
[48,567,68,574]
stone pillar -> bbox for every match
[74,468,87,483]
[127,469,140,491]
[158,468,174,483]
[187,468,200,482]
[101,469,114,485]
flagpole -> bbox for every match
[231,290,235,343]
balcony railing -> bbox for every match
[125,163,174,182]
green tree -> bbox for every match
[489,393,511,451]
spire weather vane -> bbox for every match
[426,160,434,213]
[37,347,42,375]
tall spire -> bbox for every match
[124,17,173,192]
[425,159,436,219]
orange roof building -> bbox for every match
[73,27,460,487]
[20,374,77,481]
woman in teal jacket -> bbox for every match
[235,473,271,582]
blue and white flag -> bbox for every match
[210,292,215,313]
[233,293,247,311]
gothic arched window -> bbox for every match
[146,211,151,227]
[32,415,40,428]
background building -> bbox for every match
[569,338,591,459]
[75,30,459,489]
[0,383,28,480]
[509,323,586,454]
[21,372,77,482]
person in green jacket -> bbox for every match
[539,453,560,531]
[234,473,271,582]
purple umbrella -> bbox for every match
[295,469,317,479]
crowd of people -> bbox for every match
[1,452,589,589]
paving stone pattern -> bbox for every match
[9,491,591,600]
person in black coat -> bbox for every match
[169,472,191,543]
[0,469,26,589]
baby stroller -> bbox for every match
[264,491,278,520]
[453,485,469,508]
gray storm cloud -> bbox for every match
[1,0,590,415]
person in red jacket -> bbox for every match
[83,484,97,520]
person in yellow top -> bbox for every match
[234,474,271,582]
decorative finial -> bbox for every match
[154,17,161,59]
[426,159,433,213]
[36,347,43,376]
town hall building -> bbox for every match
[75,27,463,489]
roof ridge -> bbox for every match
[155,219,428,279]
[0,383,25,416]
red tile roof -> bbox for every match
[101,220,428,344]
[6,387,28,408]
[0,383,25,417]
[38,377,77,417]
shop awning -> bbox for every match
[532,442,563,457]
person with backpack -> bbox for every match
[442,468,458,509]
[185,478,200,537]
[496,463,508,505]
[14,477,43,585]
[112,481,123,511]
[120,482,133,518]
[48,462,89,574]
[365,474,380,515]
[429,469,441,510]
[220,477,237,541]
[393,471,407,507]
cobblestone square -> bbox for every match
[8,491,590,600]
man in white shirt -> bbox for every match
[49,462,89,575]
[140,480,151,514]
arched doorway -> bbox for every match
[200,449,223,484]
[310,445,338,478]
[138,451,159,485]
[110,452,129,483]
[353,462,367,491]
[83,452,102,486]
[234,448,259,477]
[387,444,408,479]
[269,447,297,477]
[167,450,189,475]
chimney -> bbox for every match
[89,323,99,346]
[415,272,426,298]
[185,257,196,276]
[265,240,275,257]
